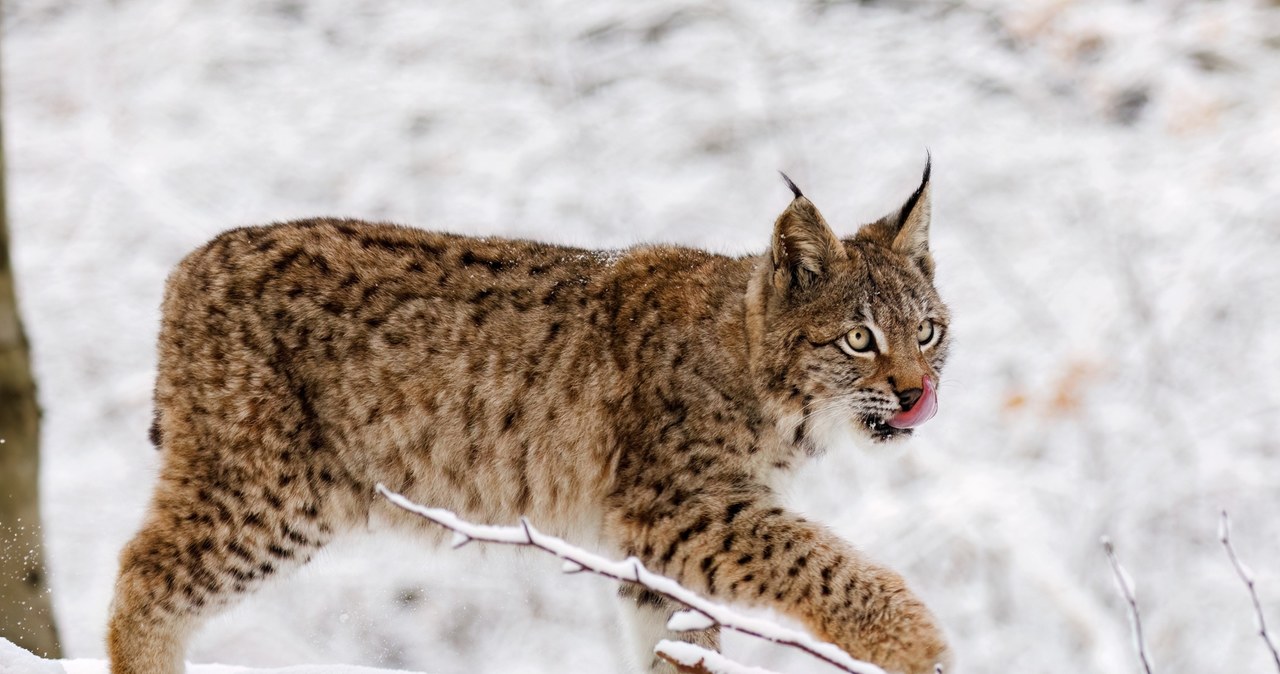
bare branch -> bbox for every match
[1101,536,1154,674]
[1219,511,1280,673]
[378,484,887,674]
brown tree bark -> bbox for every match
[0,22,62,655]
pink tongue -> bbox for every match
[887,376,938,429]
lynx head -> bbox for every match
[747,160,950,450]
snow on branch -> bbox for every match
[377,484,889,674]
[1219,511,1280,673]
[655,640,783,674]
[1101,536,1154,674]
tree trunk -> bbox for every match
[0,21,62,655]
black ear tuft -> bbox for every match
[778,171,804,199]
[896,152,931,227]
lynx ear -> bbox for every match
[771,173,843,293]
[891,156,932,261]
[856,157,934,277]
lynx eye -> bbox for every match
[917,319,935,346]
[841,326,876,355]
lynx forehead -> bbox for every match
[109,161,951,674]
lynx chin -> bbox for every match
[109,160,953,674]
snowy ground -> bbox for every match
[1,636,426,674]
[4,0,1280,673]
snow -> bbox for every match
[59,661,424,674]
[655,640,781,674]
[5,1,1280,673]
[0,638,426,674]
[1,637,64,674]
[666,611,716,634]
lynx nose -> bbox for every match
[896,387,923,411]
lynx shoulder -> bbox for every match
[109,162,952,674]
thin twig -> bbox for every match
[1219,511,1280,672]
[378,484,886,674]
[1101,536,1154,674]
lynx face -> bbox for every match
[751,162,949,449]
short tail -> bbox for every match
[148,413,162,449]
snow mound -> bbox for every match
[0,638,64,674]
[0,638,426,674]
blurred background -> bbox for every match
[3,0,1280,672]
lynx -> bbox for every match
[108,161,952,674]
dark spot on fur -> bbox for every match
[227,541,254,562]
[659,540,680,566]
[282,524,311,546]
[677,516,710,542]
[273,250,303,272]
[724,501,749,524]
[460,251,515,273]
[311,254,332,276]
[635,589,664,609]
[267,544,294,559]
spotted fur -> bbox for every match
[109,164,951,674]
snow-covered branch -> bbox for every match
[1219,511,1280,673]
[377,484,887,674]
[1101,536,1154,674]
[655,640,783,674]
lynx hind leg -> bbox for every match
[617,585,720,674]
[108,440,364,673]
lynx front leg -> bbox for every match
[608,490,951,674]
[616,584,719,674]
